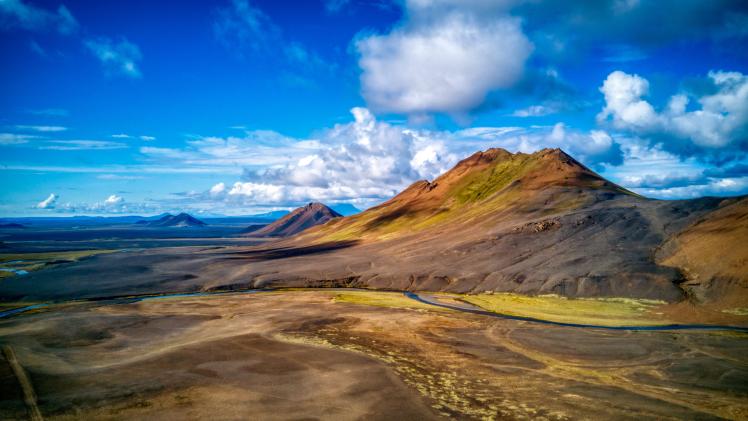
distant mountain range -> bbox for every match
[244,202,342,237]
[229,148,747,305]
[140,213,207,228]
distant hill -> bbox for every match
[144,213,207,228]
[244,202,341,237]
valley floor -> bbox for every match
[1,290,747,420]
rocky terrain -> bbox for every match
[245,202,342,237]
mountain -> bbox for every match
[230,148,746,304]
[145,213,207,228]
[244,202,342,237]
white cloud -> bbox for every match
[454,123,622,167]
[0,133,38,145]
[209,182,226,196]
[85,37,142,78]
[598,70,748,155]
[633,177,748,199]
[356,3,532,116]
[0,0,78,34]
[511,105,555,117]
[597,70,658,130]
[112,134,155,141]
[15,125,67,132]
[39,140,128,150]
[140,131,320,167]
[36,193,58,209]
[104,194,124,205]
[217,107,459,206]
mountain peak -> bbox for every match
[245,202,341,237]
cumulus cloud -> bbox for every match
[0,0,78,34]
[209,182,226,196]
[36,193,58,209]
[356,2,532,117]
[85,37,142,78]
[455,123,623,168]
[104,194,124,205]
[598,70,748,161]
[202,107,625,208]
[598,137,748,198]
[211,107,458,206]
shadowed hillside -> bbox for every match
[245,202,342,237]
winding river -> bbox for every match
[1,289,747,333]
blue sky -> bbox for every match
[1,0,747,216]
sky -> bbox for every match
[1,0,747,216]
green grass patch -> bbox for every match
[333,290,449,312]
[462,293,669,326]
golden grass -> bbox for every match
[462,293,669,326]
[723,308,748,316]
[333,290,450,312]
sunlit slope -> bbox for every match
[299,148,635,242]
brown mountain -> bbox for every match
[244,202,342,237]
[146,213,206,227]
[228,148,746,304]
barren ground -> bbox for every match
[1,290,747,420]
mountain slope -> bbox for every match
[245,202,342,237]
[217,148,747,303]
[657,197,748,305]
[146,213,206,227]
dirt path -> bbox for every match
[2,345,43,421]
